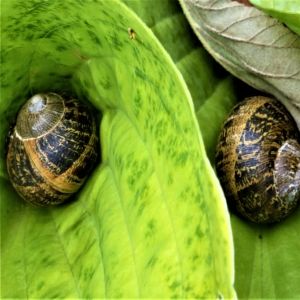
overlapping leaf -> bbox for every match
[180,0,300,129]
[0,0,234,298]
[250,0,300,35]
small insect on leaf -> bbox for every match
[128,27,136,40]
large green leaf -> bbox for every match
[123,0,240,162]
[250,0,300,35]
[232,209,300,299]
[122,0,300,298]
[0,0,234,298]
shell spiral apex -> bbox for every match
[6,93,99,207]
[215,96,300,224]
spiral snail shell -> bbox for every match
[6,93,99,206]
[216,96,300,223]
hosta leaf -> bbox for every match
[0,0,234,298]
[232,210,300,299]
[123,0,240,162]
[180,0,300,129]
[250,0,300,35]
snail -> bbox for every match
[216,96,300,223]
[6,93,99,206]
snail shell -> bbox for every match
[216,96,300,223]
[6,93,99,206]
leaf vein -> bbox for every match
[199,17,300,49]
[107,165,141,298]
[76,192,108,298]
[49,210,81,298]
[114,108,185,298]
[247,23,279,42]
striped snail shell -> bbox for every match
[6,93,99,206]
[216,96,300,223]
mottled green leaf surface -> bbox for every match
[0,0,234,298]
[250,0,300,35]
[123,0,240,162]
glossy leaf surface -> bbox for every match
[0,0,234,298]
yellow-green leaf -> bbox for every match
[0,0,234,298]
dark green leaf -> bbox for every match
[232,210,300,299]
[178,1,300,298]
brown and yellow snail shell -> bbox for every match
[6,93,99,206]
[216,96,300,223]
